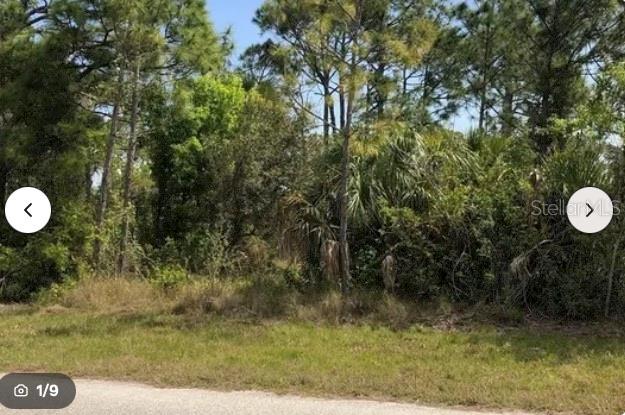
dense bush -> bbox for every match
[4,1,625,323]
[0,203,91,302]
[284,124,625,318]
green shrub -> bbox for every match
[150,265,189,289]
[157,229,236,276]
[0,240,73,302]
[36,277,79,305]
[353,247,380,288]
[272,259,306,290]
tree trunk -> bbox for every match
[323,84,330,141]
[375,62,386,119]
[501,85,514,135]
[338,53,358,295]
[339,34,347,130]
[321,70,333,141]
[339,87,346,130]
[402,66,408,96]
[93,71,124,270]
[478,88,487,132]
[604,236,622,318]
[478,9,493,132]
[420,64,431,123]
[117,62,141,275]
[0,161,8,210]
[338,112,351,295]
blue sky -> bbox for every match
[208,1,265,59]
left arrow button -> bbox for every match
[4,188,51,234]
[24,203,33,218]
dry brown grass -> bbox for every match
[172,279,248,315]
[169,277,420,326]
[39,275,527,330]
[42,276,417,326]
[46,276,172,314]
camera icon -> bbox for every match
[13,384,29,398]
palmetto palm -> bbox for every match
[349,123,478,228]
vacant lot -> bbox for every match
[0,306,623,415]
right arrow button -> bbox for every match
[567,187,613,234]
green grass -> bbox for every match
[0,309,624,414]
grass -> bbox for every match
[1,307,624,414]
[2,276,625,414]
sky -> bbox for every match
[208,1,266,60]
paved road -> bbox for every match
[0,379,536,415]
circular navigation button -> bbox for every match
[566,187,613,234]
[4,187,51,234]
